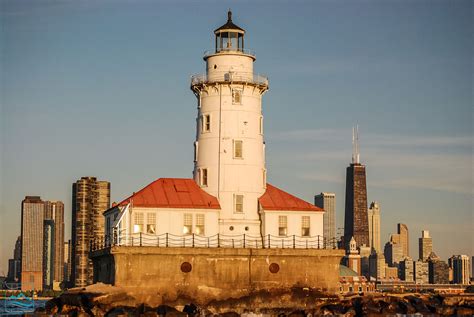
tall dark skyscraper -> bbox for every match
[344,127,369,249]
[71,177,110,287]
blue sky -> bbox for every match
[0,0,472,273]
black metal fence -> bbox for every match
[90,232,340,252]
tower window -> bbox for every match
[202,114,211,132]
[201,168,208,187]
[183,213,193,235]
[195,214,205,235]
[233,140,243,158]
[259,116,263,134]
[194,141,198,162]
[301,216,310,237]
[263,169,267,188]
[232,89,242,104]
[278,216,287,236]
[234,194,244,213]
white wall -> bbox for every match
[260,210,324,248]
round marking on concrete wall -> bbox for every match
[181,262,192,273]
[269,263,280,273]
[229,226,234,231]
[245,226,249,231]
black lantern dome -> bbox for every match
[214,11,245,53]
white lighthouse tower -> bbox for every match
[191,11,269,235]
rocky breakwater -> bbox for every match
[37,283,474,316]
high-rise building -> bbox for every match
[397,223,409,258]
[414,260,429,284]
[7,236,22,283]
[367,201,381,253]
[418,230,433,261]
[71,177,110,287]
[399,257,414,282]
[314,192,336,247]
[344,127,369,249]
[43,219,55,290]
[369,251,386,280]
[449,255,471,284]
[384,240,403,268]
[44,201,64,286]
[428,252,449,284]
[21,196,45,291]
[64,240,71,285]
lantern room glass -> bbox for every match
[216,32,244,53]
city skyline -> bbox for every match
[1,1,472,274]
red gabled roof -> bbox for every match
[116,178,220,210]
[259,183,324,212]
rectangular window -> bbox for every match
[194,141,198,162]
[259,116,263,134]
[183,213,193,235]
[301,216,310,237]
[278,216,287,236]
[133,212,144,233]
[202,114,211,132]
[234,194,244,213]
[262,169,267,188]
[203,168,208,186]
[195,214,205,235]
[234,140,243,158]
[147,213,156,234]
[232,89,242,104]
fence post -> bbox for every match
[293,235,296,249]
[207,237,210,248]
[281,239,284,249]
[140,232,143,246]
[306,239,308,249]
[317,235,320,249]
[183,236,185,247]
[267,234,270,248]
[243,234,246,248]
[157,236,159,247]
[131,237,134,246]
[192,234,195,248]
[232,239,234,248]
[217,234,220,248]
[166,233,169,247]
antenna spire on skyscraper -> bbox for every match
[352,125,360,164]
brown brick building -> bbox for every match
[344,162,369,249]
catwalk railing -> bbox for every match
[190,72,269,88]
[90,232,340,252]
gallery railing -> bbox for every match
[90,232,340,252]
[190,72,269,87]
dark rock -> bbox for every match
[288,310,306,317]
[455,307,474,315]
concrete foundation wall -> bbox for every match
[92,247,343,302]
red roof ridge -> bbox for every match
[259,183,324,212]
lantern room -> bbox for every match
[214,10,245,53]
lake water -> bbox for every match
[0,299,47,316]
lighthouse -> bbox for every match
[103,11,325,248]
[191,11,269,235]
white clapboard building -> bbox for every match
[103,11,324,249]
